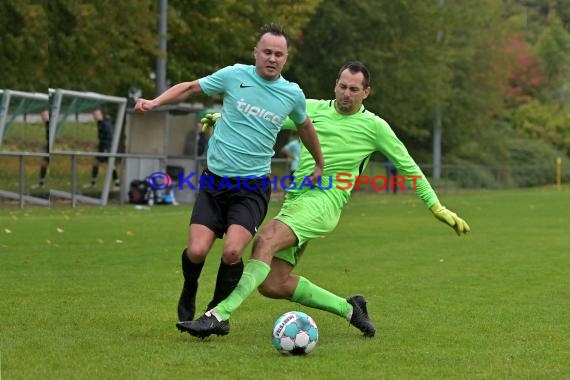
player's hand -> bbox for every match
[430,202,470,236]
[201,113,221,132]
[308,162,324,185]
[134,98,156,113]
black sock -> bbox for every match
[178,248,205,321]
[182,248,205,285]
[39,167,47,185]
[91,166,99,185]
[207,259,244,310]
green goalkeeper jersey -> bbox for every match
[283,99,439,209]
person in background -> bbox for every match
[280,132,301,187]
[35,109,50,189]
[281,132,301,175]
[87,108,119,189]
[385,158,398,194]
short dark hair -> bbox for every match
[257,23,289,48]
[337,61,371,88]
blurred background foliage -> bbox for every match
[1,0,569,184]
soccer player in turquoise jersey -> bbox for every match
[135,24,324,324]
[179,62,469,339]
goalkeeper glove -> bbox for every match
[200,112,221,132]
[430,202,470,236]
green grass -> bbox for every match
[1,189,569,379]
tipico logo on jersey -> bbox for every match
[147,171,421,192]
[236,98,284,125]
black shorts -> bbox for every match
[190,169,272,238]
[96,146,110,163]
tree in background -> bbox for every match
[166,0,320,102]
[285,0,510,162]
[0,1,48,91]
[502,0,570,156]
[3,0,569,178]
[48,0,157,96]
[44,0,319,99]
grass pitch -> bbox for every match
[1,189,569,379]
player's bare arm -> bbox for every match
[295,117,324,181]
[134,80,202,113]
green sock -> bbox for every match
[291,276,351,320]
[214,259,270,320]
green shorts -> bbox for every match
[274,190,341,266]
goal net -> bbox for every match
[0,90,50,206]
[49,89,127,206]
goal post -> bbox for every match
[0,90,50,206]
[49,89,127,206]
[0,89,49,147]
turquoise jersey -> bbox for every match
[283,99,439,209]
[199,64,307,177]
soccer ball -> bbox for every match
[272,311,318,355]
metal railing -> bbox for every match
[0,151,167,208]
[1,152,566,208]
[0,152,50,208]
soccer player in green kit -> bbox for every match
[179,61,470,338]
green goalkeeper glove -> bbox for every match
[430,202,470,236]
[201,112,221,133]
